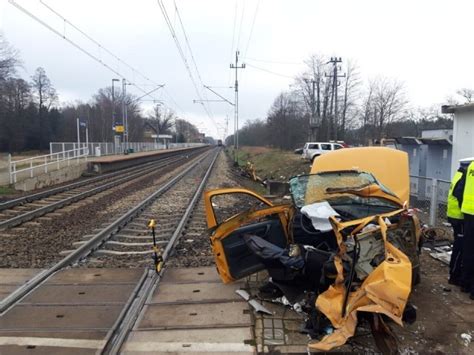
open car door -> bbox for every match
[204,188,292,283]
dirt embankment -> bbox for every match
[232,146,310,181]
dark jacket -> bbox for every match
[453,166,467,207]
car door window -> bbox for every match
[320,144,331,151]
[308,144,319,150]
[207,190,273,227]
[334,144,343,150]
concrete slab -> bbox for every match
[0,269,43,285]
[150,282,242,304]
[0,345,97,355]
[0,305,123,330]
[0,329,107,353]
[21,284,137,305]
[45,268,144,285]
[0,330,108,340]
[122,328,255,354]
[0,286,18,302]
[161,267,222,284]
[137,302,251,330]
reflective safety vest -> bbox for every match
[461,161,474,215]
[447,171,464,219]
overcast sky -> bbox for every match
[1,0,473,139]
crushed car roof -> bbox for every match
[310,147,410,204]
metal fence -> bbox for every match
[50,142,206,157]
[410,175,450,226]
[10,147,89,184]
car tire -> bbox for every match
[412,264,421,286]
[311,155,319,163]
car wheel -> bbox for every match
[412,264,421,286]
[311,155,319,163]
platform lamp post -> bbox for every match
[112,78,120,153]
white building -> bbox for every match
[441,104,474,177]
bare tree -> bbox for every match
[364,77,408,140]
[31,67,58,149]
[295,54,333,141]
[0,33,20,81]
[266,92,308,149]
[174,119,200,142]
[338,60,360,139]
[456,88,474,103]
[146,104,175,134]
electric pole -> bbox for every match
[122,78,127,152]
[326,57,345,140]
[230,51,245,152]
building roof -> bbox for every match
[441,103,474,114]
[419,138,452,146]
[394,137,421,145]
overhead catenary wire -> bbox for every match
[8,0,162,104]
[242,0,260,61]
[246,57,303,66]
[172,1,217,125]
[228,0,238,85]
[156,0,219,132]
[236,0,246,51]
[40,0,160,89]
[245,63,296,79]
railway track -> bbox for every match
[0,147,207,230]
[0,148,223,354]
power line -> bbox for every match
[245,57,302,65]
[8,0,162,103]
[156,0,218,130]
[245,63,295,79]
[228,0,238,85]
[242,0,260,60]
[172,1,216,124]
[40,0,160,89]
[236,0,246,50]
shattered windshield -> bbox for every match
[289,171,397,209]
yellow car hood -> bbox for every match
[310,147,410,204]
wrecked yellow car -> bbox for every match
[204,147,421,351]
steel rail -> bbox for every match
[0,149,216,314]
[103,149,220,355]
[0,149,207,230]
[0,147,207,212]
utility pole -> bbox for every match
[76,118,80,157]
[122,78,129,152]
[230,51,245,153]
[112,78,120,153]
[326,57,345,141]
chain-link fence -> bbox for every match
[410,175,450,226]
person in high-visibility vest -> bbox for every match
[454,158,474,299]
[447,161,466,286]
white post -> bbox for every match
[76,118,80,158]
[429,178,438,226]
[85,126,89,157]
[12,161,17,184]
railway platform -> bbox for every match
[88,146,208,174]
